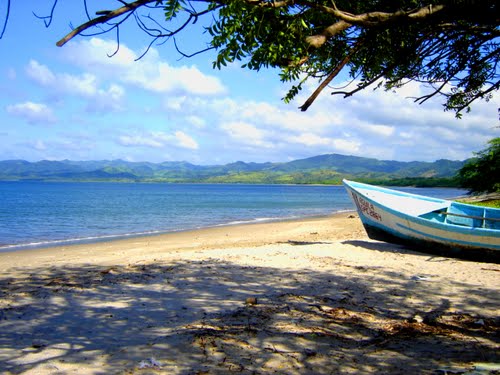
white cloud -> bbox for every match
[6,101,57,124]
[119,135,164,148]
[220,121,274,148]
[186,115,206,128]
[12,37,498,164]
[87,84,125,113]
[26,59,125,113]
[60,73,98,97]
[26,60,55,85]
[27,60,97,96]
[174,131,199,150]
[359,124,395,137]
[207,77,497,162]
[287,132,332,147]
[62,37,138,69]
[32,140,47,151]
[139,64,225,95]
[118,130,199,150]
[165,96,188,111]
[285,132,361,155]
[62,38,227,96]
[288,78,500,161]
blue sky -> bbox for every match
[0,1,498,165]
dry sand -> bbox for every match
[0,213,498,374]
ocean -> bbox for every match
[0,181,466,251]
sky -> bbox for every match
[0,1,498,165]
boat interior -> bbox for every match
[420,202,500,229]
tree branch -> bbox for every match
[57,0,157,46]
[304,4,448,49]
[306,20,351,48]
[300,42,360,111]
[33,0,59,27]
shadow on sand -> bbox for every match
[343,240,455,262]
[0,256,498,374]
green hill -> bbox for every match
[0,154,466,186]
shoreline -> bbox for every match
[0,211,354,256]
[0,212,359,268]
[1,213,498,374]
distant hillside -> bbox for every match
[0,154,466,185]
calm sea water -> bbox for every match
[0,181,466,251]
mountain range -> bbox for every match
[0,154,466,185]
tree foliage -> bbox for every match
[1,0,499,115]
[458,138,500,194]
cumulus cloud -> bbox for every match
[27,60,96,95]
[6,101,57,124]
[26,60,125,112]
[61,38,226,96]
[284,133,361,155]
[86,84,125,113]
[12,36,498,164]
[286,78,499,161]
[118,130,199,150]
[32,140,48,151]
[119,135,164,148]
[161,75,498,163]
[26,60,55,85]
[220,121,274,148]
[185,115,206,129]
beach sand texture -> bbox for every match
[0,214,498,374]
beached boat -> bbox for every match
[343,179,500,262]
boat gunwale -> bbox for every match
[343,180,449,204]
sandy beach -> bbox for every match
[0,213,498,374]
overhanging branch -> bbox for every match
[300,42,361,111]
[57,0,156,46]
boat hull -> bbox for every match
[343,180,500,263]
[362,222,498,262]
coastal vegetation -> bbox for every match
[462,200,500,209]
[457,138,500,194]
[0,153,464,186]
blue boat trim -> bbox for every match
[345,180,446,203]
[362,222,499,262]
[395,223,500,250]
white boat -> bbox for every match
[343,179,500,262]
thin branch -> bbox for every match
[300,42,361,111]
[83,0,91,20]
[57,0,156,46]
[135,13,165,36]
[453,81,500,113]
[173,36,216,58]
[108,26,121,58]
[412,79,451,105]
[0,0,10,39]
[33,0,59,27]
[332,71,387,99]
[136,36,161,60]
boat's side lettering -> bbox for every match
[352,193,382,221]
